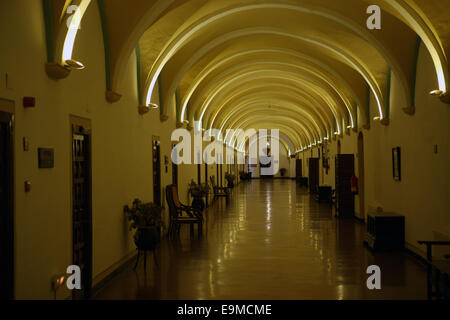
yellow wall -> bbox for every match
[299,42,450,257]
[1,1,449,299]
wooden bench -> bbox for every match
[418,241,450,300]
[210,176,229,202]
[166,184,203,238]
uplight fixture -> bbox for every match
[64,59,85,70]
[429,90,443,96]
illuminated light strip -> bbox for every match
[180,48,362,125]
[245,134,294,155]
[145,3,391,119]
[232,120,308,150]
[382,0,447,92]
[62,0,92,63]
[210,84,332,135]
[236,126,305,152]
[198,70,341,134]
[222,105,321,146]
[221,106,321,146]
[211,60,353,129]
[229,120,312,151]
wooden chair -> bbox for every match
[210,176,229,202]
[166,184,203,238]
[418,241,450,300]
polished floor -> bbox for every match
[95,179,427,300]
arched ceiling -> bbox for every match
[46,0,450,153]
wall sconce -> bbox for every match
[64,59,85,70]
[429,90,443,96]
[139,103,159,115]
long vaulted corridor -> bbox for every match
[2,1,450,303]
[95,180,426,300]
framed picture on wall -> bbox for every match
[392,147,401,181]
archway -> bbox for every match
[357,132,365,220]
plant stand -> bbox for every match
[134,248,158,270]
[133,227,160,270]
[191,197,205,212]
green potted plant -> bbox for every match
[279,168,287,177]
[124,199,164,251]
[225,173,235,188]
[188,180,210,211]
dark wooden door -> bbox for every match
[172,143,178,186]
[204,163,208,207]
[296,159,302,179]
[308,158,319,194]
[153,139,161,206]
[335,154,355,218]
[0,112,13,300]
[72,124,92,300]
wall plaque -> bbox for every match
[38,148,54,168]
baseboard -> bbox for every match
[91,250,138,298]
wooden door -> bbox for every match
[358,133,365,219]
[171,143,178,185]
[308,158,319,194]
[204,163,209,207]
[0,111,13,300]
[296,159,302,179]
[72,122,92,299]
[153,138,161,206]
[335,154,355,218]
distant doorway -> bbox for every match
[0,110,14,300]
[153,138,161,206]
[358,132,365,220]
[71,117,92,300]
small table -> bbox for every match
[316,186,332,203]
[365,212,405,251]
[297,177,308,188]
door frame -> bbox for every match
[0,99,14,300]
[152,136,161,206]
[70,115,93,299]
[358,132,365,220]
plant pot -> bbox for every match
[227,180,234,188]
[134,227,160,251]
[192,197,205,211]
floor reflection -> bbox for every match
[95,180,426,300]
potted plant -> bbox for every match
[188,180,210,211]
[124,199,164,251]
[280,168,287,177]
[225,173,235,188]
[239,171,252,181]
